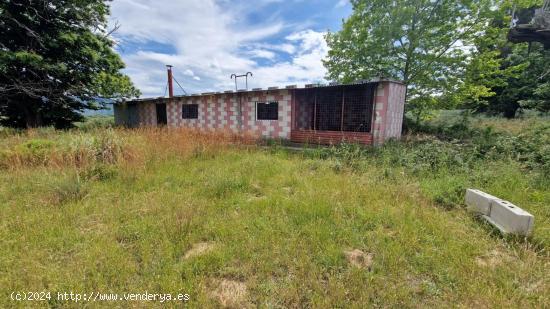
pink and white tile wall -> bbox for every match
[166,90,292,139]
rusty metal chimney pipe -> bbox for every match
[166,65,174,98]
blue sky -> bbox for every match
[109,0,352,98]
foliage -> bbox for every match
[75,115,115,131]
[324,116,550,179]
[439,0,549,118]
[324,0,494,118]
[0,0,140,129]
[324,0,549,120]
[520,79,550,113]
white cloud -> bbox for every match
[247,49,276,60]
[335,0,348,8]
[110,0,329,97]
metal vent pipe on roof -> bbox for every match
[166,65,174,98]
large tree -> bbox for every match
[0,0,140,128]
[324,0,494,120]
[448,0,549,118]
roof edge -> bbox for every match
[118,78,405,104]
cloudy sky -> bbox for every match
[109,0,352,98]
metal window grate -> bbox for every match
[182,104,198,119]
[295,84,375,132]
[256,101,279,120]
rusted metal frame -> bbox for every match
[313,88,317,131]
[370,83,379,134]
[340,87,345,132]
[291,89,296,130]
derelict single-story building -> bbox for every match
[114,78,406,145]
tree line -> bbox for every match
[324,0,550,120]
[1,0,548,128]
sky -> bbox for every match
[108,0,352,98]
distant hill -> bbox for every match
[83,104,114,116]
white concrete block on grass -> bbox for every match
[465,189,499,216]
[485,199,534,236]
[465,188,534,236]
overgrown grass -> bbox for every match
[0,122,548,307]
[74,115,115,131]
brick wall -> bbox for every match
[242,89,292,139]
[165,89,292,139]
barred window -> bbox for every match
[256,101,279,120]
[182,104,198,119]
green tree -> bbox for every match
[324,0,493,121]
[455,0,549,118]
[0,0,140,128]
[485,44,549,117]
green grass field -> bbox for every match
[0,118,549,307]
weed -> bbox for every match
[49,175,88,205]
[82,164,118,181]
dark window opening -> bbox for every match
[256,101,279,120]
[182,104,198,119]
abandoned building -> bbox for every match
[114,73,406,145]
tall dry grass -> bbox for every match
[0,127,258,170]
[136,127,257,161]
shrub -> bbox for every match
[82,164,118,181]
[13,139,56,166]
[75,116,115,131]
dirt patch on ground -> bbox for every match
[475,248,512,268]
[344,249,373,270]
[208,279,249,308]
[183,242,215,259]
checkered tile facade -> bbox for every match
[137,103,156,126]
[165,90,292,139]
[118,81,406,145]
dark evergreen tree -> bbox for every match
[0,0,140,128]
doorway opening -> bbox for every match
[156,103,167,125]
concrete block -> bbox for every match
[465,189,499,216]
[486,200,534,236]
[465,189,535,236]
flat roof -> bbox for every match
[121,78,404,104]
